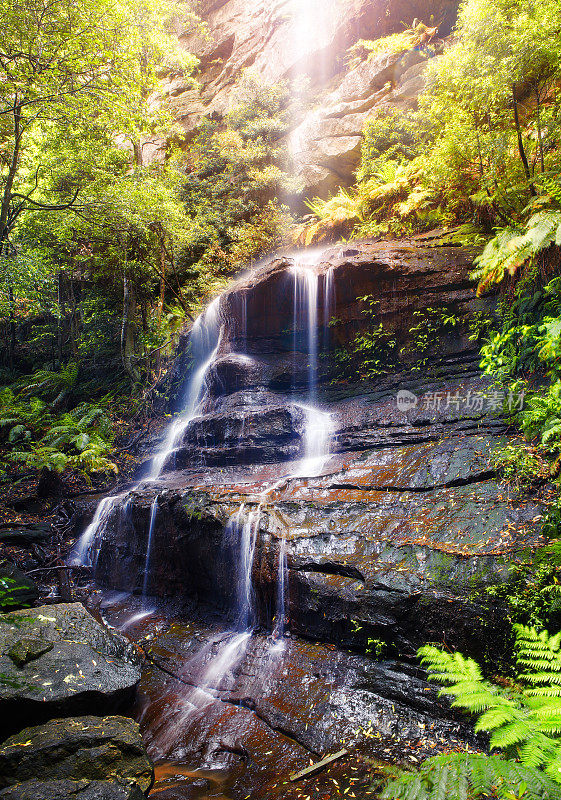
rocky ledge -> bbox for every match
[92,238,541,661]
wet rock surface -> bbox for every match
[0,715,153,792]
[78,238,540,798]
[96,599,477,800]
[0,603,141,738]
[95,241,538,660]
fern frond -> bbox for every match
[382,753,561,800]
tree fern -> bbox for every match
[472,211,561,296]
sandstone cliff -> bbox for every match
[160,0,460,196]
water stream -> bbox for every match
[74,252,335,775]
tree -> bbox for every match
[422,0,561,215]
[0,0,197,255]
[0,0,198,382]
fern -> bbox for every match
[472,212,561,296]
[294,188,364,246]
[0,387,117,480]
[382,753,561,800]
[383,627,561,799]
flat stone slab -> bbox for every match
[0,604,141,738]
[0,716,153,792]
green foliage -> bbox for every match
[403,307,461,370]
[491,442,551,491]
[0,576,30,609]
[473,212,561,296]
[383,626,561,798]
[0,0,202,390]
[318,0,561,248]
[422,627,561,774]
[330,301,463,383]
[382,752,561,800]
[521,383,561,452]
[178,69,294,286]
[0,386,117,479]
[358,112,421,185]
[330,297,399,382]
[347,22,439,70]
[294,188,364,246]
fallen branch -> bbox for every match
[289,749,348,782]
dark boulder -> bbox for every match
[0,562,38,610]
[0,716,153,793]
[0,780,145,800]
[0,604,141,738]
[0,525,52,547]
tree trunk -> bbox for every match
[121,276,141,385]
[535,86,545,174]
[57,272,66,365]
[512,88,537,197]
[8,285,16,369]
[0,102,22,252]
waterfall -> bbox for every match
[69,495,123,567]
[323,266,335,346]
[69,297,223,569]
[73,251,337,752]
[272,536,287,643]
[292,264,319,402]
[294,403,334,478]
[148,296,222,479]
[224,504,261,632]
[142,499,158,597]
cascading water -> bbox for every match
[268,261,334,635]
[148,296,222,480]
[70,297,223,571]
[292,265,319,402]
[75,251,336,762]
[142,499,158,597]
[70,495,123,567]
[323,265,335,346]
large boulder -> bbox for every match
[0,780,145,800]
[0,716,153,793]
[0,604,141,738]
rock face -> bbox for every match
[100,605,474,798]
[0,604,142,738]
[0,716,153,793]
[92,238,540,661]
[160,0,460,195]
[80,236,544,797]
[288,48,435,196]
